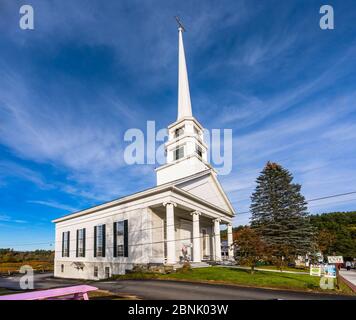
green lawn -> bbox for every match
[114,267,354,295]
[254,265,308,273]
[160,267,321,290]
[88,289,138,300]
[0,288,20,296]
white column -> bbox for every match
[213,219,222,261]
[191,211,201,263]
[142,207,151,263]
[227,223,234,261]
[164,202,177,264]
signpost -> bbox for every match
[323,264,336,278]
[327,256,343,264]
[327,256,343,289]
[310,265,321,277]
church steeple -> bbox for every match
[155,19,212,186]
[177,25,193,120]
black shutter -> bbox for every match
[76,230,79,257]
[94,226,97,257]
[102,224,106,257]
[113,222,117,257]
[83,228,86,257]
[124,219,128,257]
[67,231,70,257]
[62,232,65,257]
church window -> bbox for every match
[113,220,128,257]
[174,126,184,138]
[76,228,86,257]
[196,144,203,158]
[174,145,184,160]
[62,231,70,257]
[105,267,110,278]
[194,126,203,143]
[94,224,106,257]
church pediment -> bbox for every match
[175,171,235,215]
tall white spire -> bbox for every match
[155,19,210,185]
[177,25,193,120]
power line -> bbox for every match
[1,233,225,252]
[2,190,356,247]
[308,197,356,208]
[1,191,234,247]
[0,242,54,247]
[237,190,356,215]
[2,219,224,247]
[0,218,215,247]
[307,191,356,202]
[56,233,224,254]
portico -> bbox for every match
[149,191,234,265]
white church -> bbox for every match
[53,24,235,280]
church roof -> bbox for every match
[52,169,235,223]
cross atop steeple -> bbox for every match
[175,16,185,32]
[176,17,192,120]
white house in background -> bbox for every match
[53,25,235,280]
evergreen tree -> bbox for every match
[250,162,314,266]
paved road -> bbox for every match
[0,273,355,300]
[96,279,354,300]
[340,269,356,285]
[340,269,356,292]
[0,273,81,290]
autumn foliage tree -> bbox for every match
[234,227,268,274]
[316,229,336,255]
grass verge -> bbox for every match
[254,265,308,273]
[0,288,21,296]
[112,266,355,295]
[88,289,138,300]
[0,261,53,274]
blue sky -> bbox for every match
[0,0,356,250]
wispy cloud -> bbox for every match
[217,46,356,127]
[0,160,52,190]
[0,65,139,201]
[27,200,79,212]
[0,215,27,224]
